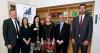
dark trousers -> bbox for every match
[20,40,30,53]
[8,39,20,53]
[73,41,88,53]
[21,43,30,53]
[56,43,68,53]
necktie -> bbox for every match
[15,21,18,33]
[80,16,83,27]
[79,16,83,35]
[60,23,63,32]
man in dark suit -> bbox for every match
[3,9,20,53]
[55,14,70,53]
[71,4,93,53]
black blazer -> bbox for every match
[55,22,70,45]
[30,24,44,42]
[3,18,20,47]
[71,14,93,42]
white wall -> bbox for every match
[9,0,29,4]
[0,0,9,53]
[91,0,100,53]
[31,0,94,8]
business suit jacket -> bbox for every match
[71,14,93,42]
[30,23,44,43]
[3,18,20,47]
[55,22,70,45]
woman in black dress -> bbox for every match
[43,15,55,53]
[30,15,44,53]
[19,17,31,53]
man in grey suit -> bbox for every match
[3,9,20,53]
[71,4,93,53]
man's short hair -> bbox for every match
[9,9,16,12]
[79,4,87,8]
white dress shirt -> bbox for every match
[79,14,85,23]
[60,22,64,32]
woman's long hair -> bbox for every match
[21,17,29,28]
[33,15,41,25]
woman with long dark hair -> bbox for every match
[19,17,31,53]
[30,15,44,53]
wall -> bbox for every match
[91,0,100,53]
[0,0,9,53]
[31,0,94,8]
[9,0,29,5]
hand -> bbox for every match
[41,40,44,45]
[37,41,40,43]
[83,40,88,46]
[52,40,55,46]
[57,40,62,45]
[61,40,64,44]
[56,40,59,44]
[52,41,55,46]
[56,40,60,43]
[52,38,55,45]
[58,41,62,45]
[7,44,12,49]
[72,39,75,44]
[25,41,30,45]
